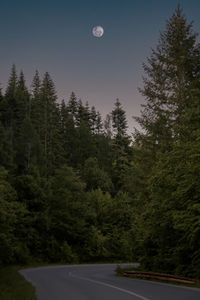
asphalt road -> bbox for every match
[20,264,200,300]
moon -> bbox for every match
[92,26,104,37]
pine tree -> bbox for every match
[104,114,112,138]
[76,99,91,127]
[60,99,77,166]
[111,99,128,138]
[135,5,200,151]
[90,107,103,134]
[60,99,67,131]
[16,117,43,172]
[67,92,78,121]
[0,87,3,107]
[0,91,13,168]
[5,64,17,99]
[95,111,103,134]
[143,94,200,276]
[32,70,41,98]
[0,121,14,169]
[111,99,131,191]
[90,106,97,134]
[15,71,30,133]
[131,6,200,276]
[3,66,30,169]
[39,72,64,176]
[3,65,18,129]
[31,70,43,134]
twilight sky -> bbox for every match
[0,0,200,133]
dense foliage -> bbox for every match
[0,7,199,278]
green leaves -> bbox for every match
[82,157,113,192]
[0,166,28,264]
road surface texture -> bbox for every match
[20,264,200,300]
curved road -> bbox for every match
[20,264,200,300]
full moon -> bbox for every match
[92,26,104,37]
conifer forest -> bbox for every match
[0,8,200,278]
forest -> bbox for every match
[0,7,200,278]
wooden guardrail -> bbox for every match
[123,270,200,285]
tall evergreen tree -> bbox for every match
[16,117,42,171]
[0,87,3,107]
[111,99,131,190]
[76,99,91,127]
[5,65,17,99]
[104,114,112,138]
[95,111,103,134]
[39,72,64,176]
[111,99,128,138]
[134,5,200,151]
[15,71,30,134]
[90,107,103,134]
[90,106,97,134]
[32,70,41,98]
[31,70,42,133]
[3,65,17,129]
[139,94,200,276]
[131,6,200,277]
[3,66,30,170]
[60,99,77,166]
[67,92,78,121]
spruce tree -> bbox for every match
[0,87,3,107]
[32,70,41,98]
[111,99,131,191]
[60,99,78,166]
[39,72,64,176]
[3,66,30,170]
[90,107,103,135]
[31,70,42,133]
[76,99,90,127]
[15,71,30,133]
[90,106,97,134]
[3,64,18,129]
[111,99,128,138]
[5,64,17,99]
[67,91,78,121]
[104,114,112,138]
[132,6,200,276]
[135,5,200,151]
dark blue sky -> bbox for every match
[1,0,200,132]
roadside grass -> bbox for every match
[115,266,200,289]
[0,266,36,300]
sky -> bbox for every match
[0,0,200,133]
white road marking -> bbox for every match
[71,274,150,300]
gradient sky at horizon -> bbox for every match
[1,0,200,133]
